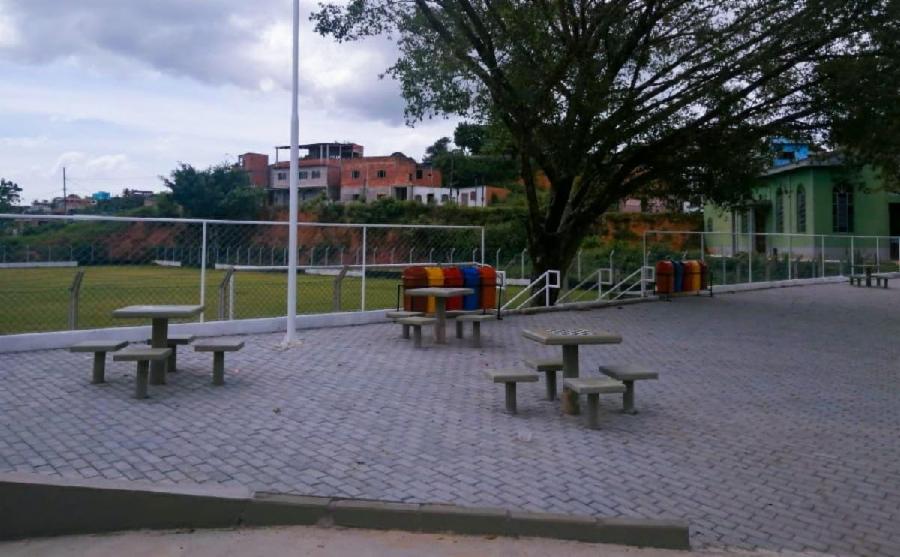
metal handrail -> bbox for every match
[501,270,560,311]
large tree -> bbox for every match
[313,0,892,283]
[163,163,264,220]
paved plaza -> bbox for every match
[1,283,898,555]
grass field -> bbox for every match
[0,265,526,335]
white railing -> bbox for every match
[501,270,560,311]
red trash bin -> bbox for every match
[478,266,497,310]
[402,267,429,312]
[442,267,464,311]
[655,260,674,295]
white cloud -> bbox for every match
[0,1,461,202]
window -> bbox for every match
[469,191,476,201]
[299,171,309,180]
[311,170,321,179]
[414,195,422,202]
[376,169,387,178]
[775,188,784,233]
[427,193,435,204]
[833,185,854,233]
[796,186,806,233]
[739,210,749,234]
[416,169,423,180]
[352,194,360,200]
[440,194,449,202]
[351,170,361,179]
[276,172,287,181]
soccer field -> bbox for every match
[0,265,525,335]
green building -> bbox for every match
[704,156,900,264]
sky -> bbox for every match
[0,0,458,204]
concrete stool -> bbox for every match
[563,378,626,429]
[194,340,245,386]
[147,334,195,373]
[524,358,564,400]
[386,311,424,339]
[395,316,435,348]
[485,369,540,414]
[446,310,477,338]
[456,314,495,347]
[113,347,172,399]
[598,365,659,414]
[69,340,129,384]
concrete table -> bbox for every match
[112,305,204,385]
[522,327,622,415]
[404,287,473,344]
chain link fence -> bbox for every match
[0,214,484,335]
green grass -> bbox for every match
[0,265,526,335]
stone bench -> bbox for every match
[69,340,129,384]
[598,365,659,414]
[146,334,195,373]
[563,378,626,429]
[113,347,172,399]
[456,314,495,347]
[194,340,245,386]
[396,316,435,348]
[485,369,540,414]
[524,358,564,400]
[386,311,425,339]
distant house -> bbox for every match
[704,146,900,259]
[238,142,517,207]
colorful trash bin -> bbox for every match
[402,267,429,312]
[478,266,497,311]
[461,267,481,310]
[683,260,700,292]
[673,260,684,293]
[424,266,444,314]
[655,260,674,295]
[442,267,464,311]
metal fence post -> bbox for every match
[875,237,880,272]
[200,221,207,322]
[480,227,485,265]
[850,236,855,276]
[361,226,367,311]
[577,249,583,281]
[229,272,235,320]
[748,233,753,283]
[409,247,414,264]
[68,270,85,330]
[449,248,454,264]
[496,248,501,270]
[520,249,526,278]
[787,234,792,280]
[820,235,825,277]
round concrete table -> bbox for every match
[404,287,473,344]
[112,305,204,385]
[522,327,622,414]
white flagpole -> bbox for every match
[284,0,300,344]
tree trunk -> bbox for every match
[527,232,580,306]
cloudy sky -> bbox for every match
[0,0,457,203]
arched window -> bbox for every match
[775,188,784,233]
[796,186,806,233]
[832,185,854,233]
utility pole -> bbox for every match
[62,166,67,214]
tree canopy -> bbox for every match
[313,0,894,279]
[0,178,23,212]
[163,163,264,220]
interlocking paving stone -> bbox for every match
[1,284,899,555]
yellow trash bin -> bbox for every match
[424,266,444,314]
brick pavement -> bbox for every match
[1,283,898,555]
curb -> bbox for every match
[0,472,690,550]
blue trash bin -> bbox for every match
[461,267,481,310]
[673,260,684,293]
